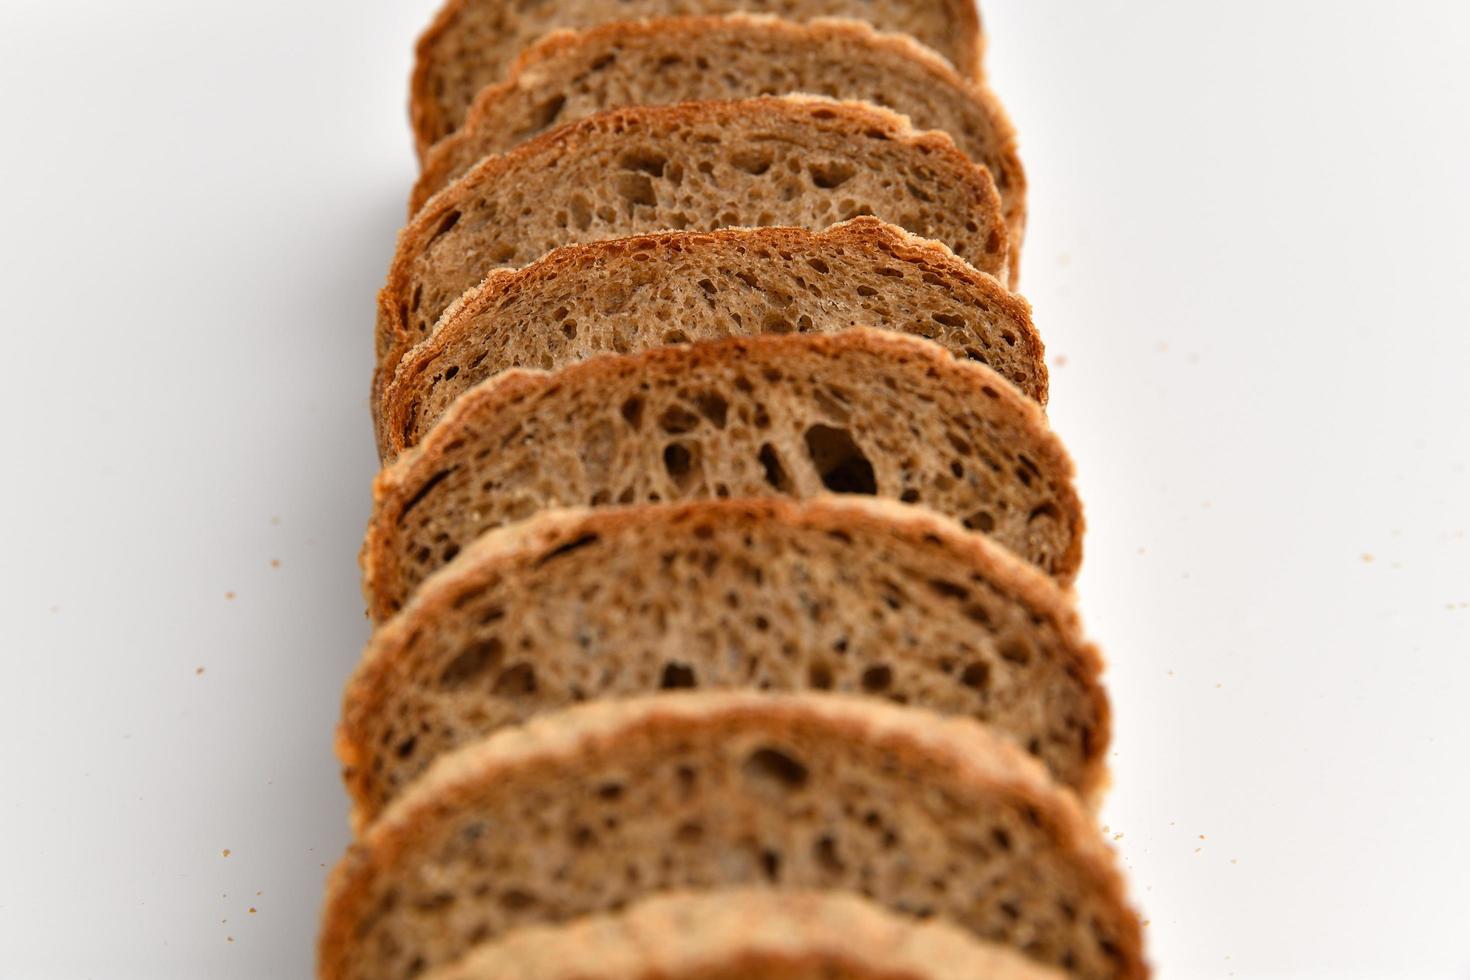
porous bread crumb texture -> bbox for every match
[411,0,983,154]
[381,218,1042,459]
[342,496,1108,826]
[420,889,1063,980]
[413,16,1024,254]
[377,97,1007,366]
[318,694,1146,980]
[363,329,1082,622]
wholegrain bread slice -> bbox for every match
[412,16,1025,261]
[410,0,984,156]
[361,329,1082,622]
[380,218,1042,459]
[420,889,1063,980]
[342,496,1108,828]
[318,693,1148,980]
[375,96,1009,376]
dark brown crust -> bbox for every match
[409,0,985,158]
[360,328,1084,622]
[377,217,1044,457]
[411,15,1026,266]
[317,693,1148,980]
[373,96,1009,417]
[339,495,1110,829]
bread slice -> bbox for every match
[361,329,1082,622]
[419,889,1063,980]
[412,16,1025,260]
[341,496,1108,828]
[409,0,984,156]
[380,218,1043,459]
[375,96,1009,374]
[318,693,1148,980]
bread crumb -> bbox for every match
[1053,354,1068,368]
[221,849,231,858]
[227,936,234,943]
[1199,834,1206,840]
[1361,553,1374,563]
[270,559,281,569]
[270,515,281,526]
[195,667,205,676]
[248,907,257,914]
[225,591,236,600]
[1155,342,1169,353]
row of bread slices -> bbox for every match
[320,1,1149,978]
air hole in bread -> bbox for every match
[815,835,845,875]
[760,848,783,882]
[438,638,503,690]
[761,312,793,335]
[662,442,698,490]
[742,746,809,793]
[965,510,996,533]
[806,257,830,275]
[530,94,566,131]
[804,425,877,495]
[428,210,461,246]
[809,160,857,189]
[499,890,537,912]
[492,663,537,696]
[927,578,969,601]
[757,443,793,493]
[692,392,728,428]
[1000,642,1032,667]
[615,173,656,210]
[568,195,592,231]
[960,661,991,692]
[808,662,834,690]
[658,405,699,435]
[1028,502,1060,525]
[618,149,667,178]
[663,330,689,344]
[934,312,966,329]
[861,664,893,692]
[659,662,697,690]
[730,148,773,175]
[535,533,600,568]
[619,396,643,430]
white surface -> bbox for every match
[1,0,1467,976]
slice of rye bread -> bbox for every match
[419,889,1063,980]
[374,96,1009,375]
[379,218,1043,460]
[341,496,1109,829]
[412,16,1024,256]
[317,693,1149,980]
[409,0,984,156]
[360,328,1083,623]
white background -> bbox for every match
[1,0,1467,976]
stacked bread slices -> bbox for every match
[324,1,1148,977]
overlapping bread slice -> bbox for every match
[380,218,1042,460]
[342,496,1107,827]
[410,0,984,156]
[420,890,1063,980]
[361,329,1082,622]
[318,692,1147,980]
[375,96,1009,378]
[413,16,1024,255]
